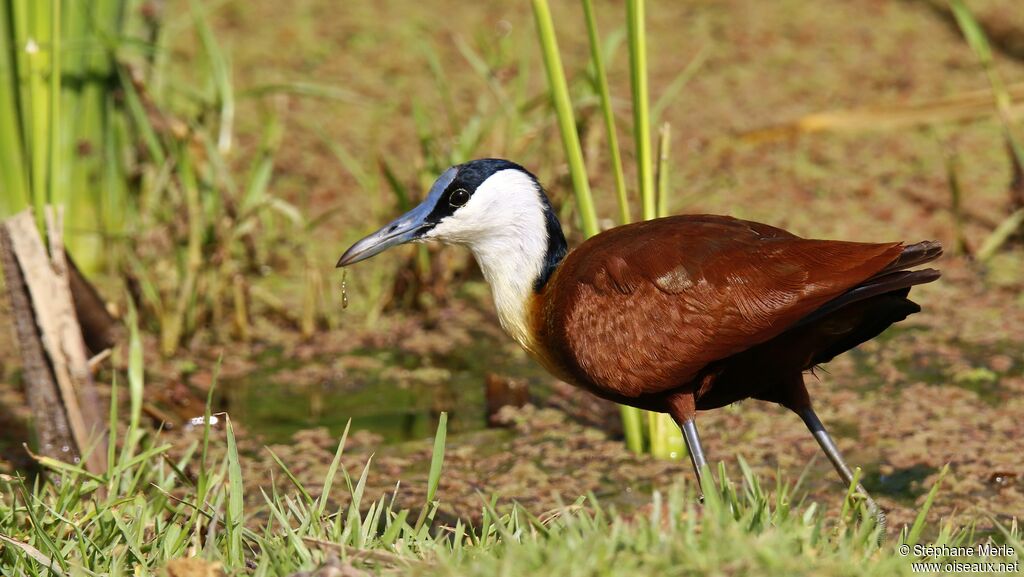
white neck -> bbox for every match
[471,230,546,350]
[424,169,551,351]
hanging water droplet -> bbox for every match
[341,269,349,310]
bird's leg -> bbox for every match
[798,406,885,529]
[681,418,708,488]
[762,375,885,531]
[667,393,709,494]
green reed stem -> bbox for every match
[48,0,59,213]
[26,1,49,232]
[582,0,630,225]
[627,0,655,221]
[0,0,28,215]
[628,2,682,458]
[647,409,685,460]
[532,0,598,237]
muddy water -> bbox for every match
[220,332,552,444]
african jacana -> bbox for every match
[338,158,941,521]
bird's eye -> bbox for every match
[449,188,470,207]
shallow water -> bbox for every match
[221,332,552,444]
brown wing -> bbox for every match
[536,215,904,399]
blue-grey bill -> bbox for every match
[336,208,429,267]
[336,166,458,267]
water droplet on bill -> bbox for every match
[341,269,349,310]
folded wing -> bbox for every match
[540,215,906,398]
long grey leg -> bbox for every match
[681,418,708,490]
[666,393,710,497]
[798,407,885,529]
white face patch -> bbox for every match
[423,169,550,350]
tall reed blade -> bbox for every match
[0,3,29,214]
[582,0,630,225]
[627,0,655,220]
[47,0,60,215]
[628,2,681,457]
[531,0,598,237]
[25,1,54,232]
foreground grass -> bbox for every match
[1,417,1019,577]
[0,347,1019,576]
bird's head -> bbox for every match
[338,159,566,284]
[337,159,567,347]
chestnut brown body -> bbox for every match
[533,215,940,419]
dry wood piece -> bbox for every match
[0,220,76,463]
[1,208,108,474]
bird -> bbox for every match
[338,158,941,522]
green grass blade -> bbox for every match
[116,63,166,166]
[107,373,118,482]
[314,420,351,521]
[426,412,447,504]
[241,112,282,213]
[652,46,708,123]
[225,416,245,567]
[315,127,378,191]
[16,484,69,574]
[840,467,864,521]
[656,122,671,218]
[0,533,66,577]
[261,488,312,565]
[379,157,411,211]
[977,208,1024,261]
[265,447,314,505]
[415,412,447,532]
[189,0,234,154]
[906,464,949,546]
[127,301,144,432]
[346,455,374,546]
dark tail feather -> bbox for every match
[833,268,941,308]
[872,240,943,278]
[809,292,921,365]
[792,240,943,332]
[793,267,939,331]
